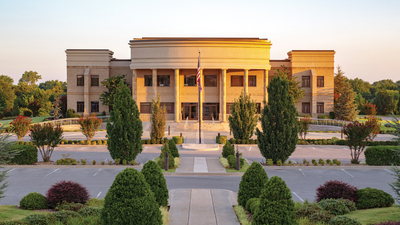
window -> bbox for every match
[157,75,170,86]
[317,102,324,113]
[161,103,175,114]
[226,103,234,114]
[184,75,196,86]
[302,102,311,114]
[91,102,99,113]
[249,75,257,87]
[91,75,99,87]
[77,75,84,86]
[317,76,324,87]
[140,103,151,113]
[77,102,84,113]
[144,75,152,86]
[302,76,310,87]
[231,76,243,87]
[204,75,217,87]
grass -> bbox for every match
[160,206,170,225]
[0,205,48,222]
[233,205,251,225]
[0,116,49,128]
[219,156,250,172]
[154,157,181,172]
[346,206,400,225]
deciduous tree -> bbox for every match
[228,93,258,141]
[343,121,374,164]
[78,114,103,141]
[375,90,396,115]
[30,123,63,162]
[19,71,42,86]
[9,115,32,141]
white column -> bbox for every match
[244,69,249,96]
[152,69,157,98]
[174,69,180,122]
[221,69,227,122]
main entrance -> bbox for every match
[182,103,220,120]
[182,103,198,120]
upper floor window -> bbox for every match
[91,101,99,112]
[77,101,84,112]
[144,75,152,86]
[302,76,310,87]
[317,76,324,87]
[184,75,196,86]
[231,76,243,87]
[317,102,324,113]
[204,75,217,87]
[77,75,84,86]
[226,103,234,114]
[249,75,257,87]
[157,75,170,86]
[91,75,99,87]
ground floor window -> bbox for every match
[140,103,151,113]
[302,102,311,114]
[77,102,84,113]
[140,102,174,114]
[91,102,99,113]
[317,102,324,113]
[161,103,174,114]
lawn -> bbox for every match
[346,206,400,225]
[219,156,250,172]
[0,116,49,128]
[0,205,48,222]
[154,157,181,172]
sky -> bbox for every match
[0,0,399,84]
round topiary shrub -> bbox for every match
[245,198,259,213]
[318,198,356,216]
[328,215,361,225]
[250,198,261,215]
[253,176,297,225]
[20,192,47,210]
[316,180,358,203]
[46,180,90,208]
[238,162,268,207]
[168,139,180,158]
[222,142,235,158]
[357,187,394,209]
[141,160,169,206]
[101,168,162,225]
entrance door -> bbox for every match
[183,104,198,120]
[203,105,218,120]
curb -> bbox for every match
[2,164,142,169]
[262,165,398,170]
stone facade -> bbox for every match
[66,38,335,121]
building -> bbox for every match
[66,37,335,122]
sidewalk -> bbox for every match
[175,157,226,173]
[169,189,239,225]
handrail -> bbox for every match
[297,117,351,127]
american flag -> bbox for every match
[197,52,202,92]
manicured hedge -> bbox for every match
[9,145,37,165]
[216,135,227,144]
[357,187,394,209]
[364,146,400,166]
[336,140,399,146]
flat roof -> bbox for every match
[130,37,268,42]
[290,50,335,52]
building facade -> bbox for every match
[66,37,335,122]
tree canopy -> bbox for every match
[100,74,129,110]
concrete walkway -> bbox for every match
[169,189,239,225]
[175,157,226,173]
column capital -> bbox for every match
[221,68,228,71]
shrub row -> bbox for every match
[265,158,341,166]
[227,138,258,145]
[298,139,399,146]
[364,146,400,166]
[9,145,37,165]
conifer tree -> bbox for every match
[228,93,258,141]
[256,75,298,163]
[334,66,358,121]
[106,80,143,161]
[237,162,268,207]
[168,139,180,158]
[101,168,162,225]
[158,142,175,169]
[253,176,297,225]
[141,160,169,206]
[150,94,166,141]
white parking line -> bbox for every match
[341,169,354,177]
[93,169,102,177]
[385,169,394,174]
[8,168,15,173]
[299,169,306,177]
[312,147,315,150]
[292,192,304,202]
[249,147,252,151]
[96,191,102,198]
[45,168,60,177]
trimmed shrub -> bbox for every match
[77,206,102,217]
[19,192,47,210]
[9,145,37,165]
[309,211,334,224]
[24,214,57,225]
[245,198,259,213]
[168,140,180,158]
[364,146,400,166]
[158,143,175,169]
[318,198,356,215]
[238,162,268,207]
[141,160,169,206]
[46,180,90,208]
[222,142,235,158]
[328,215,361,225]
[172,136,183,144]
[227,155,244,169]
[0,220,28,225]
[295,202,324,219]
[253,176,297,225]
[357,187,394,209]
[250,198,261,215]
[216,135,227,144]
[101,168,162,225]
[316,180,358,203]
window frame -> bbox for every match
[204,75,217,87]
[77,75,84,86]
[317,76,324,87]
[161,102,175,114]
[249,75,257,87]
[231,75,244,87]
[144,75,152,86]
[302,102,311,114]
[77,101,84,113]
[317,102,324,113]
[91,101,99,113]
[302,76,310,87]
[157,75,170,87]
[184,75,197,86]
[140,102,152,114]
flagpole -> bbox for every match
[198,49,201,144]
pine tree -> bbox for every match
[256,75,298,163]
[141,160,169,206]
[150,94,166,141]
[158,142,175,169]
[106,80,143,162]
[276,66,304,103]
[253,176,297,225]
[228,92,258,140]
[334,66,358,121]
[101,168,162,225]
[237,162,268,207]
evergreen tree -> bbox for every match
[355,93,366,115]
[237,162,268,207]
[334,66,358,120]
[141,160,169,206]
[253,176,297,225]
[100,74,129,111]
[276,66,304,103]
[168,139,180,158]
[375,90,396,115]
[0,128,20,201]
[256,75,298,163]
[228,93,258,140]
[101,168,162,225]
[106,80,143,162]
[150,94,166,141]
